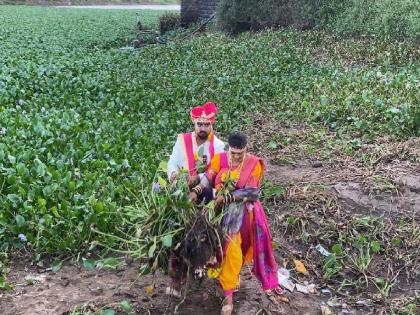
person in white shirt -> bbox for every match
[167,101,225,202]
[165,102,225,299]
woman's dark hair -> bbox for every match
[228,132,247,149]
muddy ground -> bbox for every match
[1,121,418,315]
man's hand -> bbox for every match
[189,191,198,203]
[188,175,200,189]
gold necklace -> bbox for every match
[228,151,247,177]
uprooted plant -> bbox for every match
[92,162,225,292]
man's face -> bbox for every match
[194,120,212,140]
[230,147,246,165]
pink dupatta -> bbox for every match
[236,155,279,291]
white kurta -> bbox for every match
[167,132,225,179]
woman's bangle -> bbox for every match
[192,185,203,195]
[224,193,234,204]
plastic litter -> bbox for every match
[321,288,332,296]
[316,244,332,256]
[277,268,295,292]
[295,282,316,294]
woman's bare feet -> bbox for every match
[220,295,233,315]
[265,286,286,304]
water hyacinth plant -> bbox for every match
[93,161,223,274]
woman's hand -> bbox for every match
[215,195,225,209]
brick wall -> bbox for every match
[181,0,219,24]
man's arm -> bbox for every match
[189,153,220,202]
[167,136,183,181]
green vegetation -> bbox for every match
[216,0,420,39]
[0,0,179,5]
[0,5,418,262]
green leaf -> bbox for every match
[286,216,298,225]
[134,127,142,137]
[374,277,385,286]
[158,160,168,172]
[320,95,329,106]
[157,176,167,189]
[267,140,278,149]
[121,300,132,312]
[51,259,62,273]
[16,163,28,177]
[37,198,47,207]
[121,159,130,169]
[162,234,173,248]
[370,241,381,253]
[0,276,13,290]
[8,155,16,165]
[331,244,342,255]
[15,215,25,227]
[139,264,151,275]
[267,185,283,197]
[391,238,402,247]
[83,258,96,270]
[50,206,60,218]
[35,159,46,177]
[98,257,120,269]
[101,309,115,315]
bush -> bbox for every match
[332,0,420,39]
[216,0,340,34]
[159,13,181,34]
[216,0,420,39]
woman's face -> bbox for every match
[230,147,246,165]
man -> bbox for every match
[204,132,282,315]
[167,101,225,202]
[166,101,225,298]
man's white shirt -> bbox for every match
[167,132,225,179]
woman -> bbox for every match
[201,132,282,315]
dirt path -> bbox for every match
[54,5,180,10]
[0,255,330,315]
